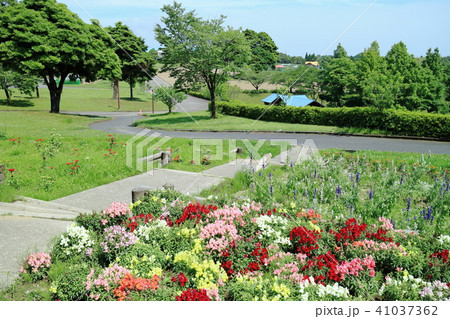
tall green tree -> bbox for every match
[353,41,400,108]
[155,2,250,119]
[243,29,278,72]
[0,0,121,113]
[321,44,357,107]
[106,22,156,100]
[385,42,435,112]
[422,48,447,113]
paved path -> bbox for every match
[81,112,450,155]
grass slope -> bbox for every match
[0,111,283,202]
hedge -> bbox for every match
[214,101,450,140]
[187,91,210,100]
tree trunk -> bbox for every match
[44,74,67,113]
[4,89,11,105]
[210,90,216,119]
[112,79,119,99]
[35,86,40,98]
[50,90,62,113]
[130,82,134,100]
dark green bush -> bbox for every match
[215,101,450,140]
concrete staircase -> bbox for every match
[0,197,86,220]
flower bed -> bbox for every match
[16,188,450,301]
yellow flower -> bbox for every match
[308,221,321,232]
[148,267,163,277]
[290,202,296,209]
[49,283,57,293]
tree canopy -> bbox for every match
[154,86,186,113]
[0,0,121,113]
[243,29,278,72]
[155,1,250,118]
[105,22,156,100]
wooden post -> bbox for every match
[132,186,152,203]
[0,164,5,183]
[118,81,121,110]
[161,151,172,166]
[151,89,155,114]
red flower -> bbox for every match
[176,289,210,301]
[8,168,15,173]
[290,226,321,256]
[172,272,188,287]
[66,162,73,165]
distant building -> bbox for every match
[305,61,319,67]
[262,93,324,107]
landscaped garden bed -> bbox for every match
[2,151,448,301]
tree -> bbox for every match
[305,52,318,61]
[269,68,298,93]
[243,29,278,72]
[0,0,121,113]
[353,41,400,109]
[106,22,156,100]
[422,48,447,113]
[238,67,271,91]
[385,42,435,112]
[154,86,186,113]
[155,2,250,119]
[321,44,357,107]
[333,43,348,58]
[278,53,305,65]
[0,66,38,104]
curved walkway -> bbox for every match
[71,111,450,155]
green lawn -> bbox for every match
[0,111,284,202]
[135,111,395,135]
[232,92,270,104]
[0,80,168,113]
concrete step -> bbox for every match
[18,196,87,215]
[0,201,79,220]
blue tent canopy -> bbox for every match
[262,94,322,107]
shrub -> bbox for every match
[215,101,450,139]
[51,263,92,301]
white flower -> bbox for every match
[135,220,169,242]
[59,224,94,256]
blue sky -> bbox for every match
[58,0,450,57]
